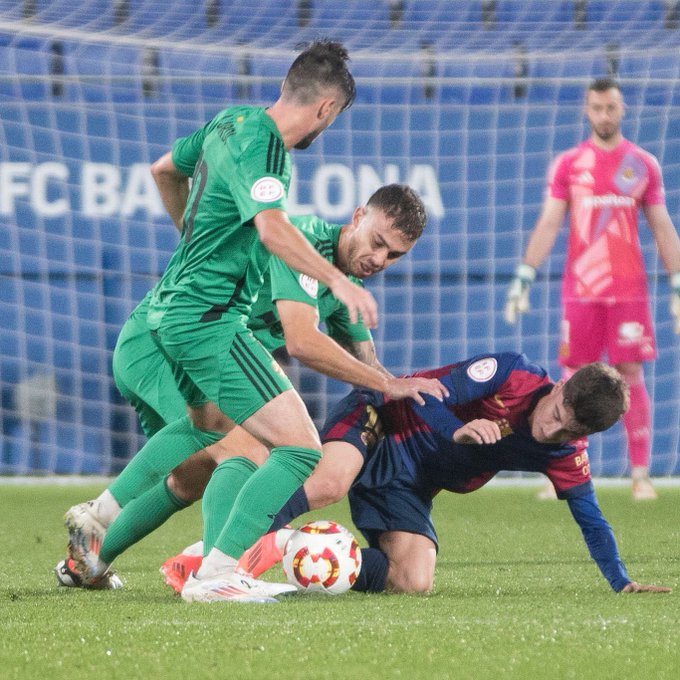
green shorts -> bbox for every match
[112,296,187,437]
[152,313,293,424]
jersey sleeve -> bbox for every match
[566,491,631,591]
[171,124,208,177]
[217,129,289,225]
[641,153,666,206]
[325,303,373,346]
[269,256,320,308]
[410,353,525,441]
[543,444,593,498]
[547,151,571,201]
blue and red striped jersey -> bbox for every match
[375,352,592,498]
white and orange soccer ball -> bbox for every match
[281,520,362,595]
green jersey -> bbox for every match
[248,215,372,352]
[148,105,291,330]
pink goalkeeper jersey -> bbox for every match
[548,138,665,301]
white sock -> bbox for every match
[275,527,295,553]
[182,540,204,556]
[95,489,122,527]
[631,465,651,482]
[92,556,111,578]
[196,548,238,579]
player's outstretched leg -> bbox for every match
[180,571,296,604]
[236,527,293,577]
[64,500,108,580]
[54,558,123,590]
[160,541,204,594]
[160,528,294,594]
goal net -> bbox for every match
[1,2,679,477]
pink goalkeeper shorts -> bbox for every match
[558,298,657,367]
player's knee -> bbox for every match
[387,554,434,593]
[306,475,349,508]
[167,458,214,503]
[167,472,198,503]
[387,564,434,594]
[188,403,232,433]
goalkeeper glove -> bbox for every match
[671,272,680,335]
[504,263,536,324]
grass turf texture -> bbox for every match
[1,483,677,680]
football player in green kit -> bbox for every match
[54,183,440,591]
[61,69,447,605]
[61,39,382,604]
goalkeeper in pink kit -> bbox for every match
[505,77,680,500]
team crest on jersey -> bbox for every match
[298,274,319,298]
[621,166,637,183]
[360,405,383,450]
[494,418,513,437]
[467,357,497,382]
[250,177,284,202]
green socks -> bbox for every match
[212,446,321,559]
[100,438,321,566]
[201,457,258,554]
[99,477,189,564]
[108,415,223,507]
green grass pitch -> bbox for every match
[1,483,677,680]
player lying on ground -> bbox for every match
[163,352,671,595]
[56,185,446,591]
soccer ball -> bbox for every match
[281,520,362,595]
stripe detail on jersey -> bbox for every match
[316,239,334,259]
[322,402,366,442]
[199,276,246,322]
[230,335,280,401]
[266,134,285,176]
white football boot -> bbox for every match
[64,500,110,581]
[181,571,297,604]
[54,558,123,590]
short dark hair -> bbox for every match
[588,77,621,94]
[563,362,630,434]
[366,184,427,241]
[282,39,356,112]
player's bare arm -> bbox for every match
[453,419,503,445]
[150,152,190,231]
[277,299,447,404]
[343,338,390,374]
[255,209,378,328]
[643,203,680,274]
[505,196,568,323]
[644,204,680,334]
[521,196,568,269]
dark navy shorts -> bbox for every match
[321,389,439,550]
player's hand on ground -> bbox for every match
[504,264,536,324]
[331,277,378,328]
[621,581,672,594]
[453,419,502,445]
[385,377,449,405]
